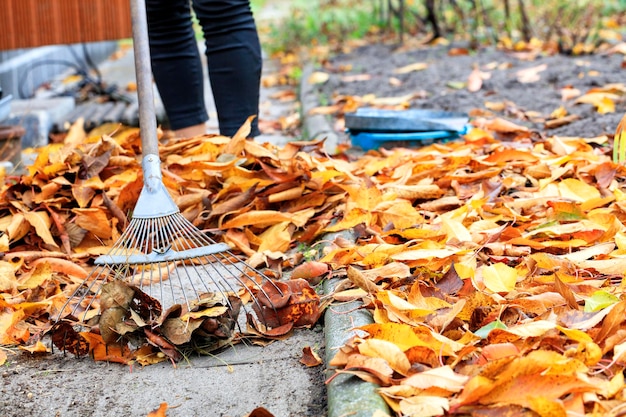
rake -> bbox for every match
[54,0,280,342]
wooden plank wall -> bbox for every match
[1,0,132,50]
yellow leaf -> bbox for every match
[6,213,30,242]
[347,266,380,293]
[505,320,556,337]
[19,341,50,354]
[0,310,26,345]
[257,221,292,253]
[481,262,518,293]
[453,375,495,407]
[22,211,58,248]
[393,62,428,74]
[558,178,601,202]
[441,217,472,243]
[391,247,464,262]
[516,64,547,83]
[222,210,296,228]
[526,396,567,417]
[575,92,618,113]
[325,208,372,232]
[361,322,462,355]
[180,306,229,321]
[17,261,52,290]
[358,338,411,376]
[402,366,468,391]
[73,208,113,239]
[400,395,449,417]
[550,106,568,119]
[308,71,330,85]
[369,94,415,106]
[454,262,475,280]
[597,97,615,114]
[467,67,484,92]
[556,326,594,343]
[0,261,17,293]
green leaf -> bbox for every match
[584,290,619,312]
[475,319,507,339]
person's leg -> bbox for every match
[146,0,208,135]
[192,0,262,137]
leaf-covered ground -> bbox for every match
[309,41,626,416]
[4,38,626,416]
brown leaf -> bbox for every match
[346,265,380,293]
[253,279,321,330]
[553,274,580,310]
[144,329,182,362]
[161,318,204,345]
[246,407,275,417]
[435,264,464,295]
[50,321,90,356]
[300,346,323,367]
[209,184,258,218]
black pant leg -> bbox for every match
[192,0,262,137]
[146,0,208,130]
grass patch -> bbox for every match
[262,0,626,55]
[262,0,384,54]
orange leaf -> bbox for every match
[324,208,372,232]
[221,210,296,229]
[147,403,168,417]
[467,67,484,92]
[290,261,330,285]
[484,148,538,163]
[473,117,530,133]
[478,343,520,365]
[358,338,411,376]
[478,373,593,408]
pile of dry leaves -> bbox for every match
[0,118,327,365]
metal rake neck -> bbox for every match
[132,154,179,218]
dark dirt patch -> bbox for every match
[316,42,626,146]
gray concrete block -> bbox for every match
[6,97,75,148]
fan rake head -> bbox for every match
[52,210,287,359]
[51,156,320,361]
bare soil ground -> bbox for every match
[317,42,626,146]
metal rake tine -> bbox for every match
[205,252,284,320]
[55,266,108,323]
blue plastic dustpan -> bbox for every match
[345,108,470,150]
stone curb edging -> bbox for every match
[323,279,390,417]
